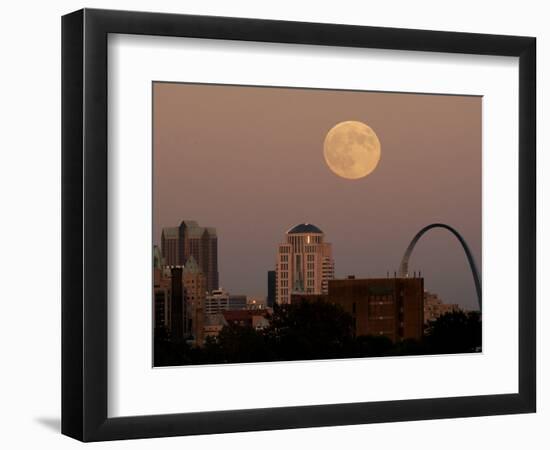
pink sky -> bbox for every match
[153,82,481,310]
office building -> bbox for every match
[275,223,334,304]
[329,276,424,342]
[160,228,179,267]
[161,220,219,293]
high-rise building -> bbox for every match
[329,276,424,342]
[160,228,179,266]
[267,270,276,308]
[275,223,334,304]
[182,255,206,345]
[161,220,219,293]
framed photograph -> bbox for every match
[62,8,536,441]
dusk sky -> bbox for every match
[153,82,481,311]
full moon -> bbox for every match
[323,121,381,179]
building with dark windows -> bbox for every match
[329,276,424,342]
[267,270,276,308]
[169,267,186,340]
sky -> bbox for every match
[153,82,481,311]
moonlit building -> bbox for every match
[275,223,335,304]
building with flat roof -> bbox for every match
[205,289,248,315]
[328,276,424,342]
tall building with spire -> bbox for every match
[161,220,219,294]
[275,223,334,304]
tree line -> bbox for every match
[154,300,481,366]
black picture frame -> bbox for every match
[61,8,536,442]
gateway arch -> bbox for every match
[398,223,481,310]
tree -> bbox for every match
[265,300,354,361]
[216,323,272,363]
[350,334,394,357]
[424,310,481,354]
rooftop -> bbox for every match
[287,223,323,234]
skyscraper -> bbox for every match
[275,223,334,304]
[160,227,179,266]
[161,220,219,293]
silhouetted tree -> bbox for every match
[153,302,482,365]
[350,334,394,357]
[216,323,273,363]
[265,300,354,361]
[424,310,481,354]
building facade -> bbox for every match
[423,291,461,323]
[182,255,207,345]
[205,289,248,315]
[328,276,424,343]
[161,220,219,294]
[160,228,179,267]
[275,223,334,304]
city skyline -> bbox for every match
[153,82,481,310]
